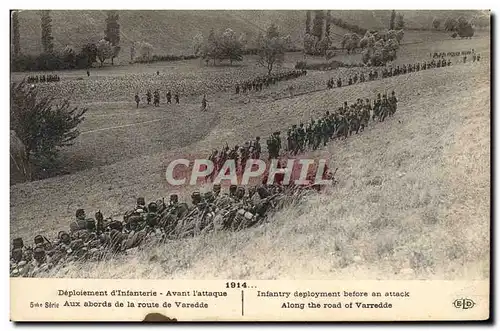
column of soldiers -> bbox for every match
[26,74,61,83]
[10,180,315,278]
[269,91,398,156]
[235,70,307,94]
[134,90,180,108]
[327,58,456,89]
[206,137,262,180]
[432,50,477,58]
[10,87,400,277]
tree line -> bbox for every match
[432,15,483,39]
[302,10,405,66]
[11,10,121,71]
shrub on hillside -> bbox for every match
[10,80,87,179]
[361,37,399,66]
[11,50,90,72]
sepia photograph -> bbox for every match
[8,5,491,322]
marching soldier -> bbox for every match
[201,94,208,111]
[153,90,160,106]
[135,93,140,108]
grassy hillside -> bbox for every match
[10,52,490,280]
[40,57,490,280]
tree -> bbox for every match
[220,28,243,64]
[316,36,330,56]
[130,44,136,62]
[105,11,120,64]
[472,14,490,30]
[81,43,97,67]
[312,10,324,41]
[206,28,219,65]
[10,81,87,178]
[40,10,54,54]
[238,32,248,51]
[456,17,474,39]
[192,33,204,56]
[444,18,458,31]
[396,29,404,43]
[96,39,113,66]
[360,32,375,49]
[257,24,287,75]
[305,11,311,34]
[303,33,318,55]
[390,10,396,30]
[432,18,441,30]
[395,14,405,30]
[325,10,331,36]
[12,10,21,57]
[62,45,77,68]
[136,41,153,61]
[195,28,244,65]
[342,33,360,54]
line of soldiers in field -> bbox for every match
[26,74,61,84]
[134,90,180,108]
[10,181,315,278]
[327,58,456,89]
[10,90,398,277]
[205,137,262,181]
[235,70,307,94]
[267,91,398,158]
[432,49,476,58]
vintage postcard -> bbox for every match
[9,7,490,322]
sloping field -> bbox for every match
[11,51,490,280]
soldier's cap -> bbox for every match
[170,193,179,198]
[13,237,23,248]
[137,197,146,205]
[12,248,23,259]
[212,183,221,190]
[34,235,44,245]
[148,202,158,212]
[76,208,85,218]
[128,215,142,224]
[255,136,260,140]
[230,184,237,190]
[192,191,201,197]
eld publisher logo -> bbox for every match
[453,298,476,310]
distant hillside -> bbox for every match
[14,10,310,62]
[329,10,489,31]
[12,10,489,64]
